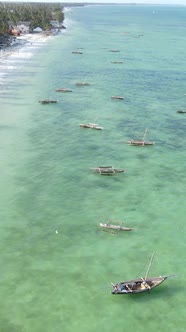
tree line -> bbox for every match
[0,2,64,35]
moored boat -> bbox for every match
[109,49,120,52]
[127,129,155,146]
[38,99,57,104]
[75,82,91,86]
[111,96,124,100]
[100,223,133,231]
[80,123,103,130]
[128,140,155,146]
[55,88,72,92]
[177,110,186,114]
[91,166,125,175]
[72,51,83,54]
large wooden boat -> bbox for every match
[55,88,72,92]
[111,253,176,295]
[100,223,133,231]
[91,166,125,175]
[127,128,155,146]
[38,99,57,104]
[80,123,103,130]
[111,96,124,100]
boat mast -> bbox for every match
[142,128,148,142]
[145,252,155,280]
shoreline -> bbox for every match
[0,32,53,60]
[0,6,69,61]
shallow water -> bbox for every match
[0,5,185,332]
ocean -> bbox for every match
[0,4,185,331]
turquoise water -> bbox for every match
[0,5,185,331]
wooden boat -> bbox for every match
[80,123,103,130]
[177,110,186,114]
[91,166,125,175]
[100,223,133,231]
[75,82,91,86]
[72,51,83,54]
[111,253,176,295]
[111,96,124,100]
[111,275,176,294]
[109,49,120,52]
[38,99,57,104]
[55,88,72,92]
[127,128,155,146]
[128,140,155,146]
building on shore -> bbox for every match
[8,21,31,35]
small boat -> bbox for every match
[111,96,124,100]
[109,49,120,52]
[127,128,155,146]
[72,51,83,54]
[91,166,125,175]
[128,140,155,146]
[111,61,123,64]
[100,223,133,231]
[80,123,103,130]
[176,110,186,114]
[55,88,72,92]
[75,82,91,86]
[111,275,176,294]
[111,253,176,295]
[38,99,57,104]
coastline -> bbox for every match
[0,32,53,59]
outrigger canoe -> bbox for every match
[38,99,57,104]
[75,82,91,86]
[92,166,125,175]
[91,166,125,175]
[111,61,123,64]
[55,88,72,92]
[177,110,186,114]
[80,123,103,130]
[127,140,155,146]
[72,51,83,54]
[127,128,155,146]
[109,49,120,52]
[100,223,133,231]
[111,96,124,100]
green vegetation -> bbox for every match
[0,2,64,35]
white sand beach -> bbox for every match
[0,32,52,59]
[18,32,52,44]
